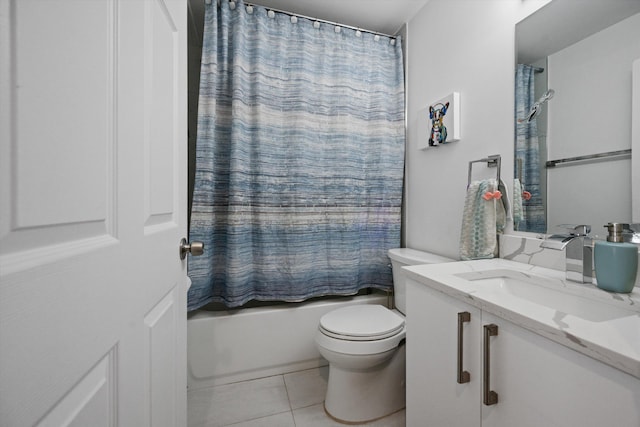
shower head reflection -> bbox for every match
[519,89,555,123]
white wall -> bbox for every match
[405,0,551,259]
[546,13,640,236]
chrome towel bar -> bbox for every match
[546,149,631,168]
[468,154,501,187]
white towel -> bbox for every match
[498,178,512,223]
[460,179,502,260]
[513,178,524,229]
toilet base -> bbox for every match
[323,344,406,424]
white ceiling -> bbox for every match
[189,0,430,36]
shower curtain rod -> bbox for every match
[521,64,544,73]
[204,0,397,39]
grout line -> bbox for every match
[189,367,343,427]
[222,409,294,427]
[281,373,296,414]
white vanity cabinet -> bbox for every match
[406,278,640,427]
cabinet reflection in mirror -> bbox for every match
[514,0,640,235]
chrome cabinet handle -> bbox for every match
[483,324,499,406]
[180,238,204,260]
[457,311,471,384]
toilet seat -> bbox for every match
[319,305,405,341]
[316,305,406,356]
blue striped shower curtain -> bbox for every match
[514,64,546,233]
[187,0,406,310]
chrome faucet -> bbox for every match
[541,225,593,283]
[622,223,640,245]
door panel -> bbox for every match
[145,287,181,427]
[12,0,115,232]
[406,279,482,427]
[144,0,179,229]
[1,0,117,266]
[37,349,117,427]
[481,313,640,427]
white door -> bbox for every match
[0,0,188,426]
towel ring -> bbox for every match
[468,155,501,188]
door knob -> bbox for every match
[180,238,204,260]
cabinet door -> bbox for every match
[406,279,482,427]
[481,312,640,427]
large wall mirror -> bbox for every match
[514,0,640,237]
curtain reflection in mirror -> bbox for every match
[514,64,546,233]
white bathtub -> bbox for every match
[187,293,388,390]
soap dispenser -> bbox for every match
[594,223,638,293]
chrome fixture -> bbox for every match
[457,311,471,384]
[518,89,555,123]
[621,223,640,245]
[483,324,499,406]
[600,222,640,246]
[541,224,593,283]
[467,154,501,188]
[546,149,632,168]
[180,238,204,260]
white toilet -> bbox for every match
[315,248,453,423]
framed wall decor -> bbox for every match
[417,92,460,149]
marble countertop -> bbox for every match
[403,258,640,379]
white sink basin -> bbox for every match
[455,269,637,323]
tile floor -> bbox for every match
[187,366,406,427]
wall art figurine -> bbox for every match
[429,101,449,146]
[418,92,460,149]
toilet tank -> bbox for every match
[387,248,454,314]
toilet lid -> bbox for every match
[319,305,405,341]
